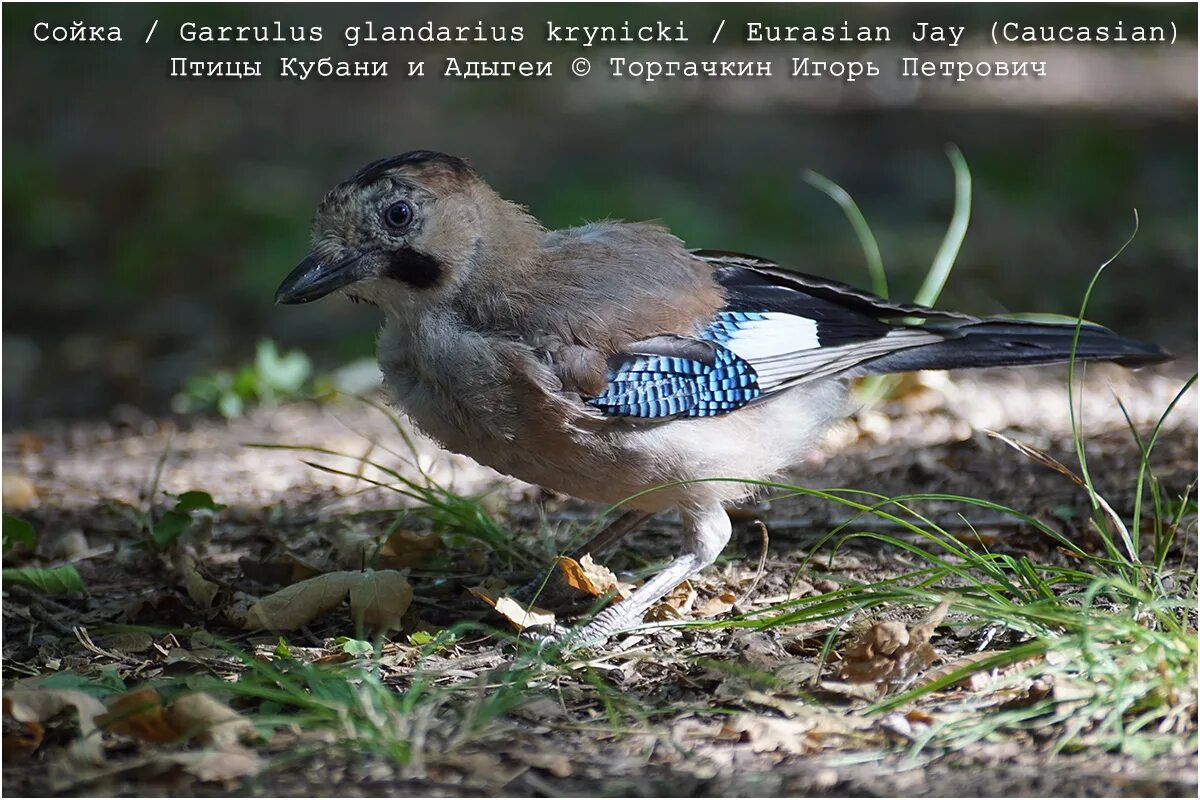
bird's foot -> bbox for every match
[517,622,568,655]
[517,602,644,658]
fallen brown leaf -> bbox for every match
[174,550,222,611]
[837,598,952,688]
[696,591,737,618]
[100,631,155,654]
[166,693,256,747]
[375,529,444,569]
[165,745,264,784]
[245,570,412,633]
[240,554,323,587]
[920,649,1032,691]
[348,569,414,635]
[245,571,355,630]
[646,580,695,621]
[99,688,178,743]
[555,554,623,599]
[335,527,443,570]
[4,688,106,763]
[504,743,573,777]
[2,471,39,511]
[469,585,557,631]
[494,595,556,631]
[721,713,816,754]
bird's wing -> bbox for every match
[584,252,973,420]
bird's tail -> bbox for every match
[858,319,1171,376]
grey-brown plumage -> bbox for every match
[276,151,1169,648]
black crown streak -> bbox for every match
[387,247,443,289]
[350,151,472,188]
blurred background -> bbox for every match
[4,2,1196,425]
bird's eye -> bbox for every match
[383,201,413,231]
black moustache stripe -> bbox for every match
[386,247,443,289]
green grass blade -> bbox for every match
[914,144,972,308]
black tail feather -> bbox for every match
[860,320,1171,376]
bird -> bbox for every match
[275,150,1169,648]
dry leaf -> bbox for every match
[817,680,885,702]
[555,554,622,598]
[164,745,264,783]
[240,554,322,587]
[335,527,443,571]
[517,555,630,612]
[741,689,809,719]
[2,471,39,511]
[348,570,414,635]
[100,631,155,654]
[470,586,557,631]
[493,595,556,631]
[375,529,443,569]
[54,530,91,560]
[99,688,178,743]
[13,432,44,454]
[838,598,952,687]
[696,591,737,618]
[920,650,1025,691]
[245,571,357,630]
[174,550,221,611]
[332,527,375,567]
[645,580,695,621]
[879,712,916,740]
[4,689,106,763]
[167,693,256,747]
[504,744,573,777]
[905,709,935,725]
[245,570,411,633]
[757,580,816,606]
[888,370,951,413]
[721,713,815,754]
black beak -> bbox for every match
[275,253,365,305]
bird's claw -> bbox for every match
[517,622,568,654]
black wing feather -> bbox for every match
[695,250,976,323]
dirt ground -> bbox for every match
[2,362,1196,797]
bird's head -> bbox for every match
[275,150,534,314]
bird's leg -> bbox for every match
[513,509,653,607]
[567,509,655,561]
[563,505,732,649]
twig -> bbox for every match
[735,521,770,607]
[6,586,77,636]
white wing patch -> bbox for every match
[720,312,820,390]
[720,314,943,391]
[722,313,819,358]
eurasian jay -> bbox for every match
[275,150,1169,647]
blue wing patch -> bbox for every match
[587,312,768,418]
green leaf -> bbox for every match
[407,630,434,646]
[274,637,292,659]
[336,637,374,655]
[34,669,125,696]
[151,510,191,549]
[3,564,85,594]
[233,365,259,400]
[408,629,456,651]
[150,492,225,549]
[3,514,37,552]
[173,490,225,513]
[217,392,244,419]
[256,339,311,395]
